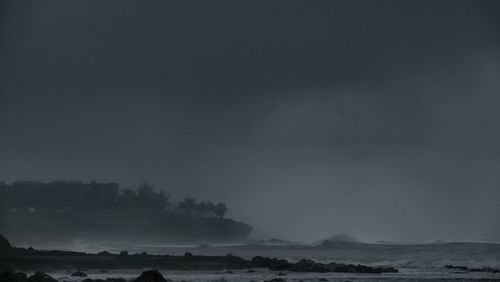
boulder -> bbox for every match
[71,271,87,277]
[251,256,289,271]
[0,271,14,282]
[81,279,105,282]
[12,273,27,281]
[27,272,57,282]
[0,271,27,282]
[252,256,397,274]
[0,263,17,273]
[106,278,126,282]
[0,235,12,256]
[133,270,166,282]
[293,259,315,272]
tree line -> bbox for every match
[0,181,228,218]
[121,182,228,218]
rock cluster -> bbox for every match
[82,277,127,282]
[0,271,26,282]
[134,270,167,282]
[445,265,500,273]
[251,257,398,273]
[71,272,87,277]
[0,271,57,282]
[0,271,168,282]
[0,235,12,257]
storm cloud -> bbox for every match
[1,0,500,243]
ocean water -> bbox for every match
[39,242,500,282]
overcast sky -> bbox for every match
[1,1,500,243]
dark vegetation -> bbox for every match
[0,181,227,218]
[0,181,250,244]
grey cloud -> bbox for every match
[1,0,500,243]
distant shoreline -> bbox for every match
[1,234,397,274]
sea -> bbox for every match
[35,241,500,282]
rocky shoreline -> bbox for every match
[0,234,399,282]
[445,265,500,273]
[1,247,398,273]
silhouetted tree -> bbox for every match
[197,201,210,217]
[176,197,197,217]
[206,201,215,217]
[214,203,227,218]
[120,188,138,210]
[0,181,230,219]
[136,182,169,212]
[137,181,154,197]
[118,183,168,212]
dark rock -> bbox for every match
[184,252,193,257]
[119,251,128,256]
[319,279,328,282]
[247,269,257,273]
[97,251,111,256]
[0,263,17,273]
[134,270,166,282]
[27,272,58,282]
[445,265,468,271]
[277,272,287,276]
[106,278,126,282]
[0,271,14,282]
[470,267,500,273]
[251,256,289,271]
[251,256,397,274]
[293,259,320,272]
[0,235,12,257]
[270,279,285,282]
[71,272,87,277]
[0,271,26,282]
[13,273,27,281]
[81,279,105,282]
[445,264,499,273]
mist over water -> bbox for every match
[1,1,500,245]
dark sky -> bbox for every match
[1,1,500,243]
